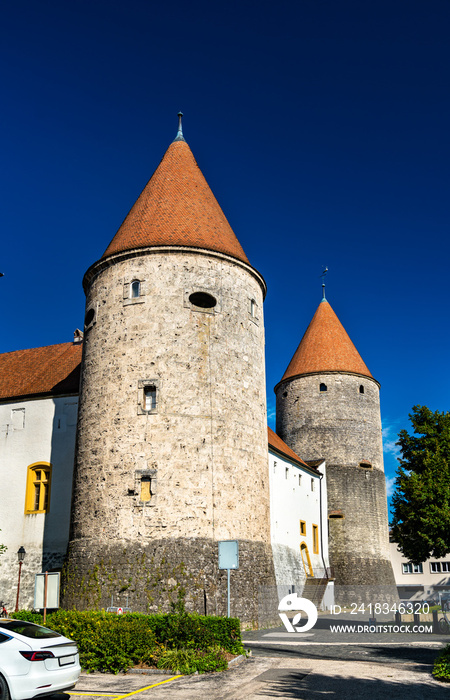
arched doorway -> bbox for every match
[300,542,314,578]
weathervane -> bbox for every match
[320,266,328,300]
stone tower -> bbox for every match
[274,298,396,595]
[63,118,276,621]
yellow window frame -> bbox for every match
[25,462,52,514]
[312,523,319,554]
[299,520,306,536]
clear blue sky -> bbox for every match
[2,0,449,512]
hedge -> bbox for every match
[12,610,244,674]
[433,644,450,682]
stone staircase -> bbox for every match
[302,572,333,608]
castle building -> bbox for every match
[275,297,397,596]
[0,117,394,620]
[0,342,81,604]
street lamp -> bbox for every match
[15,546,26,612]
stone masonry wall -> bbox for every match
[64,250,276,623]
[276,373,384,470]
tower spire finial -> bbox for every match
[174,111,185,142]
[320,266,328,301]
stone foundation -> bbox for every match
[62,536,278,626]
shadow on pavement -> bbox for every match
[252,669,445,699]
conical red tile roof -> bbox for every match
[102,139,249,264]
[279,300,373,383]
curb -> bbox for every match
[227,654,246,667]
[126,654,247,675]
[127,668,178,675]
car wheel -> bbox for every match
[0,675,10,700]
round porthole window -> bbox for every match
[189,292,217,309]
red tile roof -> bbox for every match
[0,343,82,401]
[279,300,373,384]
[268,427,309,467]
[102,139,250,264]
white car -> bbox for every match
[0,619,80,700]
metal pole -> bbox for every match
[43,571,48,624]
[15,561,23,612]
[227,568,230,617]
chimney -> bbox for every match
[73,329,84,345]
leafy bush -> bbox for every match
[433,644,450,682]
[10,610,43,624]
[157,646,228,674]
[143,612,244,654]
[11,610,243,674]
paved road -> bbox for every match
[54,631,449,700]
[57,655,448,700]
[242,621,446,666]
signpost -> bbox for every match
[34,572,60,622]
[218,540,239,617]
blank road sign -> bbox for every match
[218,540,239,569]
[34,573,60,609]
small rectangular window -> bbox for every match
[442,562,450,573]
[300,520,306,536]
[430,562,441,573]
[138,379,159,414]
[131,280,141,298]
[135,469,157,507]
[298,474,302,486]
[402,563,413,574]
[248,297,259,324]
[144,386,156,411]
[312,524,319,554]
[311,478,315,491]
[273,461,277,473]
[413,563,423,573]
[140,478,152,502]
[285,467,289,479]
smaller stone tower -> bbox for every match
[275,297,396,596]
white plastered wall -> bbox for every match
[0,395,78,611]
[269,450,331,603]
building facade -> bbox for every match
[390,541,450,604]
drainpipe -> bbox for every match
[318,470,328,578]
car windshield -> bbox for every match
[0,621,61,638]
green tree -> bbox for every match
[0,530,6,556]
[391,405,450,563]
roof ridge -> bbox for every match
[0,343,82,401]
[267,426,309,467]
[0,341,73,356]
